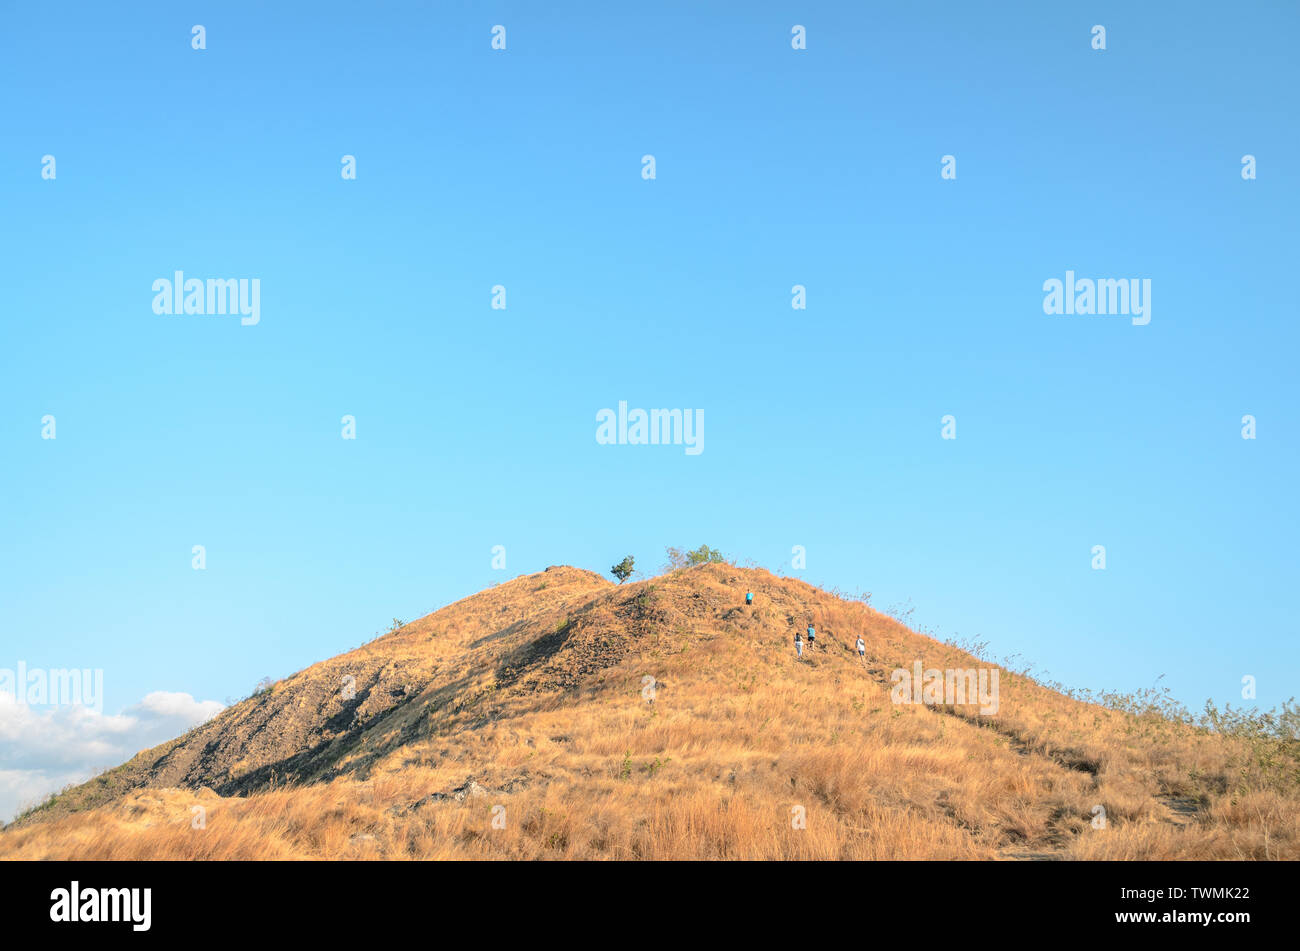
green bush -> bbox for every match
[664,544,725,570]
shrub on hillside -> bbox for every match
[664,545,725,571]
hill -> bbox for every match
[2,563,1296,859]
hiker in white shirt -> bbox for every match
[795,631,804,658]
[856,636,866,660]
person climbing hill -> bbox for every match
[794,630,804,659]
[856,636,866,662]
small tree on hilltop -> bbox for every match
[611,556,635,584]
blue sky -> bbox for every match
[1,1,1297,812]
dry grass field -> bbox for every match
[3,562,1296,860]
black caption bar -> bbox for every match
[0,860,1279,940]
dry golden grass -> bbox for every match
[3,562,1296,860]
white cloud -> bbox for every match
[0,689,223,824]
